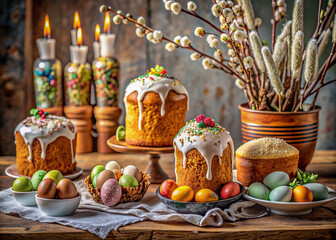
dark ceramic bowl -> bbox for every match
[156,181,244,215]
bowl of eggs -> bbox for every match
[84,161,151,206]
[157,179,244,215]
[11,176,38,206]
[33,170,80,216]
[243,170,336,215]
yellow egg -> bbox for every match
[171,186,194,202]
[195,189,219,202]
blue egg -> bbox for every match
[44,67,51,76]
[248,182,269,200]
[269,186,292,202]
[263,171,290,190]
[304,183,328,201]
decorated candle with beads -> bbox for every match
[33,58,62,108]
[64,62,92,106]
[173,115,234,193]
[93,56,119,106]
[34,15,62,109]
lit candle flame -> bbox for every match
[44,14,51,38]
[104,12,110,34]
[95,24,100,42]
[77,27,82,46]
[73,11,81,30]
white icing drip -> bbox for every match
[174,120,234,180]
[124,74,189,130]
[15,116,76,163]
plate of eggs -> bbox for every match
[243,170,336,215]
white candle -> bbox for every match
[71,29,77,45]
[99,34,115,57]
[70,45,88,64]
[36,38,56,60]
[93,41,101,59]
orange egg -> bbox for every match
[171,186,194,202]
[293,185,313,202]
[195,189,219,202]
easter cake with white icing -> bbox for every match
[15,108,76,177]
[174,115,234,193]
[124,66,188,146]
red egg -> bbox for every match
[220,182,240,199]
[38,178,57,199]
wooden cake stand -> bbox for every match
[107,136,173,184]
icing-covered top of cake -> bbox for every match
[124,66,189,130]
[236,137,299,159]
[15,108,76,163]
[174,115,234,181]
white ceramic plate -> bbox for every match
[5,164,83,180]
[243,187,336,215]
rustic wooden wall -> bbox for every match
[0,0,335,155]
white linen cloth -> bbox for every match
[0,179,267,239]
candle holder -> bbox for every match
[34,39,62,114]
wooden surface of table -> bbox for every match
[0,150,336,239]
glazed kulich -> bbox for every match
[124,66,188,146]
[15,112,76,177]
[173,115,234,193]
[236,137,299,186]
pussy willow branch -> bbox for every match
[105,6,245,81]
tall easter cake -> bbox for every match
[15,108,76,177]
[174,115,234,193]
[124,66,188,146]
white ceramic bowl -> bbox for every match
[244,187,336,215]
[11,188,37,206]
[35,194,81,216]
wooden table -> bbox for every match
[0,151,335,239]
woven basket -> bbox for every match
[84,172,151,204]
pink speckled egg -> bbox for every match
[100,179,122,207]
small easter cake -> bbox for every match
[124,65,189,146]
[15,108,76,177]
[173,115,234,193]
[236,137,299,186]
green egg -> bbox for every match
[269,186,292,202]
[119,174,139,188]
[31,170,47,190]
[263,171,290,190]
[92,173,99,188]
[304,183,328,201]
[12,177,33,192]
[248,182,269,200]
[91,165,105,182]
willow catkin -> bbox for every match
[318,29,331,59]
[292,0,304,41]
[278,21,292,41]
[249,31,265,72]
[261,46,284,94]
[304,39,318,83]
[273,36,288,67]
[291,31,304,80]
[241,0,255,30]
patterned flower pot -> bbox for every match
[239,103,321,170]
